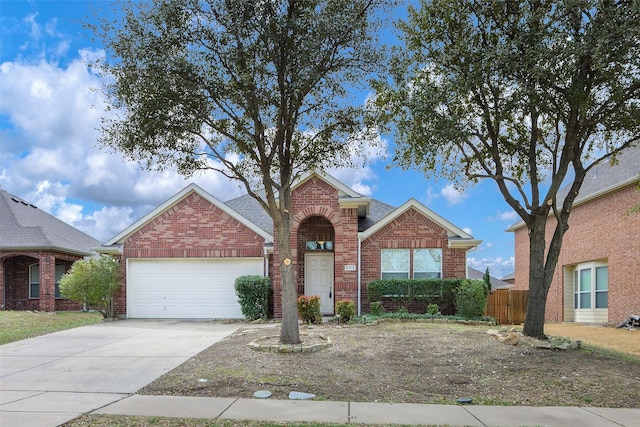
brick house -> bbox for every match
[508,145,640,324]
[0,189,102,312]
[98,171,481,319]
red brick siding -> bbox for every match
[360,208,468,312]
[0,252,83,312]
[513,184,640,323]
[271,177,360,317]
[116,192,267,317]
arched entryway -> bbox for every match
[297,216,335,315]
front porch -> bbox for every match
[1,252,82,312]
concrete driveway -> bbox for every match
[0,319,242,427]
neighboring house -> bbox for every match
[500,271,515,286]
[508,145,640,324]
[98,171,481,319]
[0,189,102,312]
[467,267,514,290]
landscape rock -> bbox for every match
[289,391,316,400]
[498,332,519,345]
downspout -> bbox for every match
[465,246,477,278]
[357,236,362,316]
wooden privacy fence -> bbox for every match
[485,289,528,325]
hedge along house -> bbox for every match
[0,188,102,312]
[507,144,640,325]
[97,171,481,319]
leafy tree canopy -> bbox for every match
[91,0,392,343]
[373,0,640,338]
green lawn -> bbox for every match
[0,310,104,345]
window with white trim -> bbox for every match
[413,249,442,279]
[381,248,443,279]
[574,262,608,309]
[381,249,409,279]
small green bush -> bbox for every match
[396,306,409,315]
[335,300,356,323]
[297,295,322,324]
[455,279,488,319]
[59,256,121,318]
[234,275,271,320]
[369,301,384,316]
[426,303,439,315]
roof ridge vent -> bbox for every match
[9,196,37,208]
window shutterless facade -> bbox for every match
[381,248,442,279]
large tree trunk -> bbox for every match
[275,212,300,345]
[522,215,560,339]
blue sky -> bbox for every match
[0,1,517,278]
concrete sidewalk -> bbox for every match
[94,394,640,426]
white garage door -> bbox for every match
[127,258,264,319]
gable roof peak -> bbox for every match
[360,197,481,250]
[102,182,273,247]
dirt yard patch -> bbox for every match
[140,320,640,407]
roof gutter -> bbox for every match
[0,245,95,257]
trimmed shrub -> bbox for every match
[297,295,322,324]
[335,300,356,323]
[455,279,488,319]
[367,278,463,314]
[234,275,272,320]
[59,256,121,318]
[369,301,384,316]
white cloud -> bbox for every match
[422,186,437,206]
[326,129,388,197]
[462,227,473,235]
[441,184,467,206]
[495,210,519,221]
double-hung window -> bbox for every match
[381,248,443,279]
[413,249,442,279]
[381,249,410,279]
[29,263,67,299]
[29,264,40,298]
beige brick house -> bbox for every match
[508,145,640,324]
[98,171,481,319]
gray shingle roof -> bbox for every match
[558,144,640,205]
[224,193,274,234]
[0,189,101,256]
[508,144,640,231]
[358,199,397,232]
[224,193,398,234]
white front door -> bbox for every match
[305,253,334,315]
